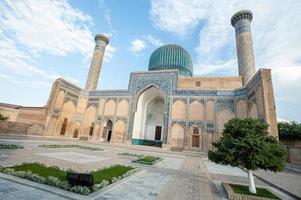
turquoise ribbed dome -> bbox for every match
[148,44,193,77]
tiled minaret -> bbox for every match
[231,10,255,85]
[85,34,109,91]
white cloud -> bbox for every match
[150,0,301,121]
[129,35,163,55]
[129,39,146,54]
[0,0,116,89]
[144,35,164,47]
[0,0,94,57]
[104,44,116,62]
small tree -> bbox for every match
[0,113,9,121]
[278,121,301,140]
[208,118,286,194]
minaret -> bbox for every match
[85,33,109,91]
[231,10,255,85]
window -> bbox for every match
[193,127,199,135]
[196,81,201,87]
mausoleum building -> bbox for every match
[0,10,278,152]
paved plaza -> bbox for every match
[0,136,299,200]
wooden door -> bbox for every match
[192,135,199,147]
[155,126,162,140]
[89,122,94,136]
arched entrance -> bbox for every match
[103,120,113,142]
[132,86,165,147]
[60,118,68,135]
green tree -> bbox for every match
[208,118,286,194]
[0,113,9,121]
[278,121,301,140]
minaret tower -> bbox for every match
[231,10,255,85]
[85,33,109,91]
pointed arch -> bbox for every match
[236,99,247,119]
[172,100,186,120]
[189,125,203,150]
[82,105,97,136]
[132,86,165,142]
[58,100,75,137]
[112,120,125,143]
[188,100,204,120]
[171,123,184,149]
[104,99,116,116]
[116,99,129,117]
[249,102,258,119]
[217,108,234,138]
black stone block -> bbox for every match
[78,173,94,187]
[66,172,79,186]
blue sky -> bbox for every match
[0,0,300,122]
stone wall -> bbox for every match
[16,107,47,125]
[0,106,19,122]
[281,139,301,164]
[0,121,43,135]
[177,76,243,90]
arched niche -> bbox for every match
[116,100,129,117]
[189,125,203,150]
[171,123,184,149]
[188,101,204,120]
[112,120,125,143]
[236,99,247,119]
[249,102,258,119]
[82,105,97,136]
[58,101,75,137]
[132,86,165,143]
[171,100,186,120]
[104,99,116,116]
[217,108,234,138]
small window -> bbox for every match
[196,81,201,87]
[193,127,199,135]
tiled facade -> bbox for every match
[0,10,278,152]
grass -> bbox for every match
[8,163,134,184]
[0,143,24,149]
[118,152,144,158]
[229,184,281,199]
[91,165,134,184]
[133,155,161,165]
[38,144,103,151]
[10,163,67,181]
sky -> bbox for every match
[0,0,300,122]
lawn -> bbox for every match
[229,184,281,199]
[133,155,161,165]
[39,144,103,151]
[91,165,134,184]
[10,163,67,181]
[0,143,24,149]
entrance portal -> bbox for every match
[106,120,113,142]
[155,126,162,140]
[60,118,67,135]
[132,86,164,146]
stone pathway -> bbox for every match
[157,157,220,200]
[1,136,299,200]
[0,178,68,200]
